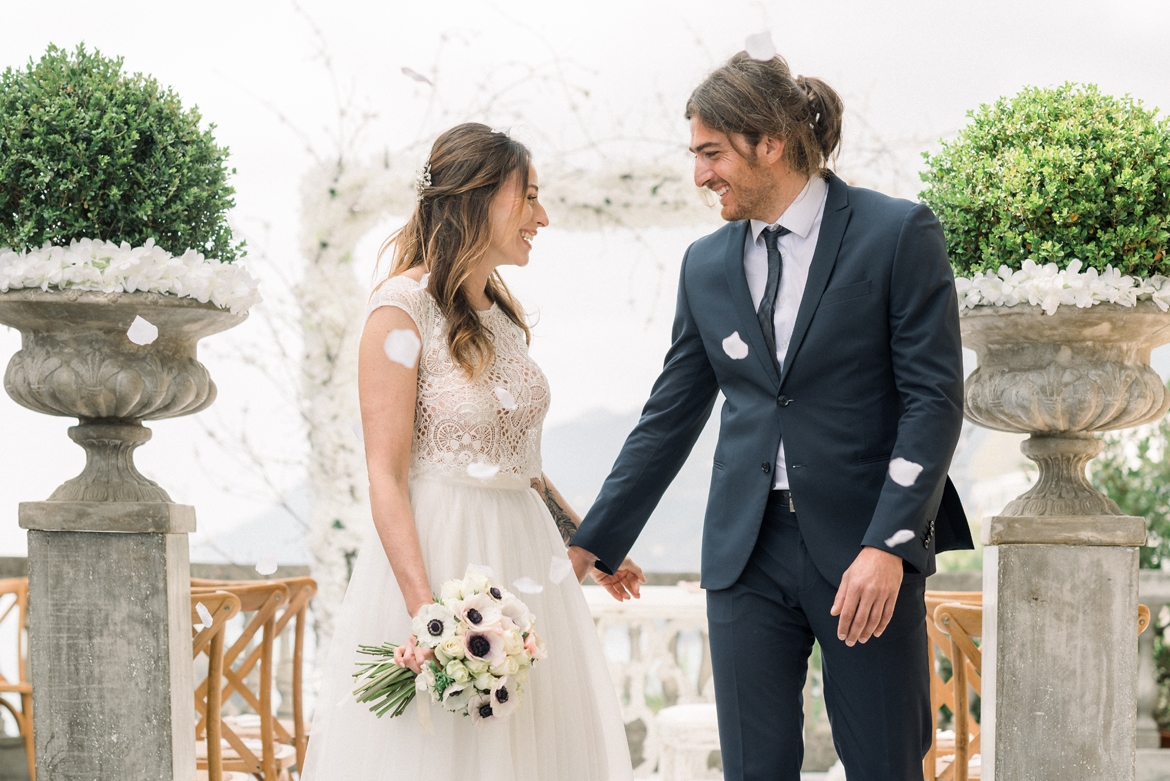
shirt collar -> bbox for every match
[749,174,829,242]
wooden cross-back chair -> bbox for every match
[932,602,984,781]
[192,576,317,770]
[192,581,296,781]
[0,578,33,781]
[192,590,242,781]
[925,597,1153,781]
[924,591,983,781]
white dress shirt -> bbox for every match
[743,174,829,490]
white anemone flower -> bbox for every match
[464,628,507,667]
[500,595,534,634]
[468,693,499,724]
[441,682,473,713]
[489,676,521,720]
[458,592,503,630]
[412,603,458,648]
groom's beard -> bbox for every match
[719,160,775,223]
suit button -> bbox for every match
[777,395,792,407]
[762,462,771,474]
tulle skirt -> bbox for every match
[301,472,633,781]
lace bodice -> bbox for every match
[368,276,550,482]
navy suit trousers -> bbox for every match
[706,492,931,780]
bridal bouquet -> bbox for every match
[353,567,546,724]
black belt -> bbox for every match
[772,489,795,513]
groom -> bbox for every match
[569,52,971,780]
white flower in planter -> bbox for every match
[0,238,261,314]
[956,257,1170,315]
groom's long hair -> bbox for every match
[686,52,844,178]
[376,123,532,379]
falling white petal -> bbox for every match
[466,462,500,480]
[493,387,518,411]
[418,273,430,290]
[401,67,433,86]
[744,32,777,61]
[468,563,496,579]
[195,601,213,630]
[884,529,916,547]
[126,315,159,345]
[722,331,749,360]
[512,577,543,594]
[383,329,422,368]
[549,556,574,584]
[255,555,278,576]
[888,458,925,487]
[350,420,364,443]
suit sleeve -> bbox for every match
[860,204,965,574]
[571,247,721,574]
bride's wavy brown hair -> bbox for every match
[376,123,532,378]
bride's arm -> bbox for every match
[532,473,645,600]
[359,305,433,619]
[530,473,581,546]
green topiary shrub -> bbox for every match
[0,44,242,262]
[920,83,1170,278]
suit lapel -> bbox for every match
[779,175,852,392]
[722,221,781,387]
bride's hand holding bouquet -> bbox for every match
[353,568,546,724]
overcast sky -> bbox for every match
[0,0,1167,557]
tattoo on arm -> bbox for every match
[539,481,578,546]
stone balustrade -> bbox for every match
[1,558,1169,776]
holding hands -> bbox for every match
[569,546,646,602]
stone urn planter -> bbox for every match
[0,288,246,503]
[960,300,1170,780]
[0,288,245,781]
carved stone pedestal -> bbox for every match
[0,289,245,781]
[22,503,196,780]
[962,302,1170,781]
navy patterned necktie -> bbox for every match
[758,225,791,371]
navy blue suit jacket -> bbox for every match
[572,174,972,590]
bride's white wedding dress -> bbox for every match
[301,276,632,780]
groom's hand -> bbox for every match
[568,545,598,583]
[830,546,903,647]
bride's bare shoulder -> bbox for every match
[397,267,425,283]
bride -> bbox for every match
[301,123,643,780]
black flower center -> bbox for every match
[489,587,502,600]
[427,619,444,637]
[478,703,494,719]
[467,608,483,624]
[468,635,491,658]
[495,687,509,704]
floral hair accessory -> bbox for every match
[415,161,432,202]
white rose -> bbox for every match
[445,659,471,684]
[502,628,524,656]
[474,672,498,692]
[490,655,521,678]
[438,636,466,661]
[462,568,491,595]
[440,580,464,603]
[465,658,489,676]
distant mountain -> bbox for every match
[541,407,718,573]
[191,408,718,573]
[189,484,311,566]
